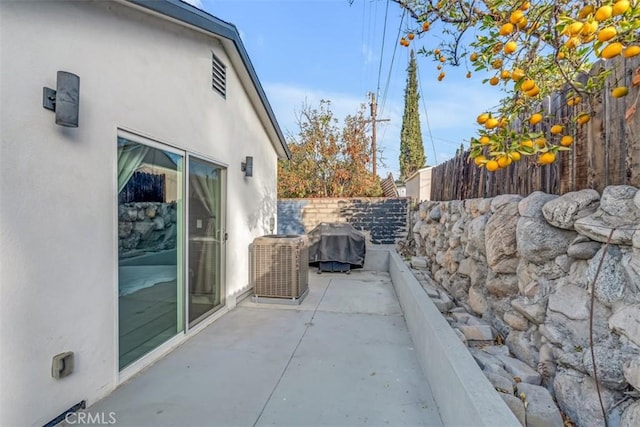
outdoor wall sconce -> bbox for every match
[241,156,253,177]
[43,71,80,127]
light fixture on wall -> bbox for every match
[241,156,253,177]
[43,71,80,127]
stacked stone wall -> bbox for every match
[403,186,640,426]
[118,202,178,257]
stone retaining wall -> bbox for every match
[401,186,640,427]
[278,198,409,244]
[118,202,178,257]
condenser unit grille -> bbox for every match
[253,235,309,299]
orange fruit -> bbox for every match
[486,160,500,172]
[612,86,629,98]
[539,151,556,165]
[423,21,430,31]
[510,10,525,25]
[497,156,512,168]
[501,70,511,80]
[568,22,584,36]
[470,52,479,61]
[550,125,563,134]
[434,48,441,55]
[557,51,566,60]
[567,96,582,106]
[597,26,617,42]
[565,37,580,49]
[510,151,522,161]
[517,17,528,30]
[512,68,525,81]
[526,86,540,97]
[624,46,640,58]
[492,59,503,69]
[578,5,594,19]
[521,79,535,91]
[485,118,500,129]
[601,42,623,59]
[530,113,543,125]
[504,41,518,54]
[479,136,491,145]
[408,33,415,40]
[439,56,446,62]
[477,113,490,124]
[595,5,613,21]
[489,76,500,86]
[466,71,472,78]
[613,0,630,16]
[520,1,530,11]
[500,23,514,36]
[521,140,534,149]
[474,155,487,166]
[560,135,574,146]
[577,113,591,125]
[581,20,598,36]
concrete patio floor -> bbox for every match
[86,269,443,426]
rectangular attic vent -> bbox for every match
[212,52,226,97]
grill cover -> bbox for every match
[308,223,366,267]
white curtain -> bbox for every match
[117,140,149,193]
[191,171,220,305]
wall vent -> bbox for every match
[252,235,309,301]
[212,52,226,97]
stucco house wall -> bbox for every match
[0,1,286,425]
[405,167,433,202]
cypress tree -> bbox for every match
[399,49,426,181]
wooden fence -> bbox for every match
[430,56,640,201]
[119,171,166,203]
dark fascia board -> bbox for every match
[127,0,291,159]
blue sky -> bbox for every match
[189,0,503,179]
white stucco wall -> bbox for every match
[0,2,280,425]
[405,167,433,202]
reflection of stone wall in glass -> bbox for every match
[118,201,178,256]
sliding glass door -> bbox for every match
[117,134,226,370]
[117,136,184,370]
[187,156,225,326]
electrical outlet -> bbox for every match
[52,352,74,379]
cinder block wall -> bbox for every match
[277,198,410,244]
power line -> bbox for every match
[380,9,405,118]
[359,0,366,92]
[376,0,391,97]
[430,135,467,145]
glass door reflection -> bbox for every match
[188,156,224,325]
[117,137,184,370]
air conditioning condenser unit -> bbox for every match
[252,234,309,304]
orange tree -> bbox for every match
[278,100,382,198]
[392,0,640,171]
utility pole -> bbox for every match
[369,92,389,178]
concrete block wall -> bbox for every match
[278,198,409,244]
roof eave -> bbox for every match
[126,0,291,160]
